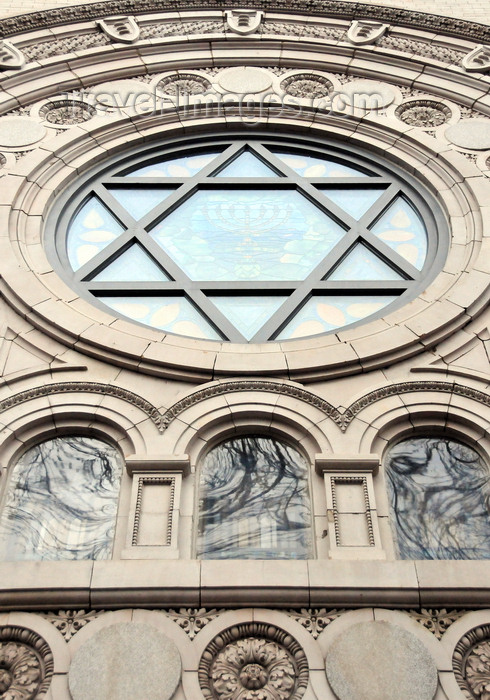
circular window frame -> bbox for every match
[45,131,448,345]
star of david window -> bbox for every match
[50,137,445,342]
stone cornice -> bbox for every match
[0,0,488,42]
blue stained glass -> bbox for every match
[371,197,427,270]
[209,296,288,340]
[92,244,170,282]
[125,152,222,177]
[67,197,125,270]
[100,295,221,340]
[328,244,402,281]
[106,186,175,220]
[277,295,397,339]
[215,151,279,178]
[318,186,386,219]
[273,152,371,177]
[150,189,346,281]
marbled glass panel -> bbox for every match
[387,438,490,559]
[101,295,222,339]
[92,244,170,282]
[67,197,125,270]
[197,436,312,559]
[0,437,123,561]
[276,294,397,339]
[208,295,288,340]
[125,152,221,177]
[215,151,279,178]
[273,152,371,177]
[150,189,346,281]
[371,197,427,270]
[106,186,175,220]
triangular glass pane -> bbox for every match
[277,295,397,340]
[209,296,288,340]
[215,151,279,178]
[328,244,403,281]
[371,197,427,270]
[106,186,174,221]
[150,189,346,281]
[124,152,222,177]
[318,186,386,219]
[99,295,221,340]
[92,244,170,282]
[272,151,371,177]
[67,196,125,270]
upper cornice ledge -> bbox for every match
[0,0,488,41]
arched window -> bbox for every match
[0,436,123,561]
[196,435,312,559]
[386,437,490,559]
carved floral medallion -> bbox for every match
[280,74,333,99]
[395,100,451,128]
[199,623,308,700]
[0,627,53,700]
[453,625,490,699]
[157,74,211,96]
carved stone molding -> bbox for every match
[36,99,96,127]
[40,610,103,641]
[0,381,163,431]
[462,45,490,73]
[199,623,308,700]
[157,73,212,96]
[408,609,465,639]
[0,40,24,70]
[160,380,490,432]
[280,73,333,98]
[0,0,488,43]
[167,609,224,639]
[286,609,345,639]
[0,626,53,699]
[226,9,263,35]
[395,100,452,128]
[453,625,490,699]
[97,16,140,43]
[347,19,387,46]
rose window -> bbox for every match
[49,137,445,342]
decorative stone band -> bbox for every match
[0,626,54,700]
[198,622,309,700]
[0,379,488,434]
[453,624,490,700]
[0,0,489,43]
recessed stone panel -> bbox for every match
[217,67,273,93]
[68,622,182,700]
[325,621,438,700]
[0,117,46,148]
[445,119,490,150]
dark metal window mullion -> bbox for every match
[185,288,248,342]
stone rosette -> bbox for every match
[0,626,54,699]
[395,99,452,128]
[156,73,212,96]
[280,73,334,98]
[198,622,309,700]
[453,624,490,699]
[35,99,97,128]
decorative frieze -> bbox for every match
[408,609,465,639]
[40,610,102,641]
[167,609,224,639]
[395,100,452,128]
[22,33,110,62]
[0,626,53,699]
[199,623,308,700]
[453,625,490,699]
[286,609,345,639]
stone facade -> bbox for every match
[0,0,489,698]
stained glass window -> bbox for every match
[0,437,123,561]
[197,436,312,559]
[51,138,443,342]
[386,437,490,559]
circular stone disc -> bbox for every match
[90,80,153,108]
[218,67,273,93]
[445,119,490,150]
[68,622,182,700]
[0,117,46,148]
[325,621,438,700]
[339,80,396,108]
